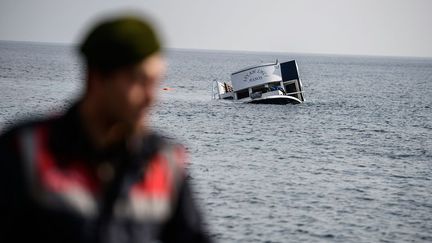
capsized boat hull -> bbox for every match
[247,95,302,105]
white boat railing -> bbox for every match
[285,91,304,96]
[211,80,219,100]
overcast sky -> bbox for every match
[1,0,431,57]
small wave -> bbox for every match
[354,196,375,201]
[313,233,335,239]
[390,174,414,179]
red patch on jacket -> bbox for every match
[35,127,99,194]
[130,153,173,198]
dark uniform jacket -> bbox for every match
[0,104,212,243]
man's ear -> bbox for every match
[86,68,105,94]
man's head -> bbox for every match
[79,15,165,137]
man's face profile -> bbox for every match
[96,53,166,132]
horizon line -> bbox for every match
[1,39,431,60]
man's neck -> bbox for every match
[78,99,130,150]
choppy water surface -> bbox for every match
[1,41,431,242]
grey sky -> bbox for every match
[1,0,431,57]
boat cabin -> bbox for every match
[213,60,305,104]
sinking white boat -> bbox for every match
[212,60,305,104]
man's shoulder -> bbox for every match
[145,131,185,153]
[0,116,60,143]
[138,131,187,167]
[0,104,78,144]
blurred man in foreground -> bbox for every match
[0,14,212,243]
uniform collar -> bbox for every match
[49,102,164,167]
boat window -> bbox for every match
[252,85,269,94]
[268,82,283,92]
[284,80,298,94]
[237,89,249,99]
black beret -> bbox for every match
[80,16,161,70]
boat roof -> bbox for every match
[231,61,278,75]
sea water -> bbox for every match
[1,41,431,242]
